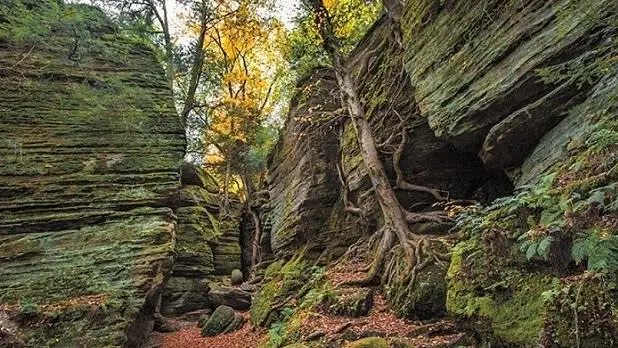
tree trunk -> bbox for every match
[161,0,175,94]
[223,146,232,212]
[309,0,417,267]
[180,4,208,126]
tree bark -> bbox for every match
[180,3,209,126]
[309,0,417,267]
[161,0,175,94]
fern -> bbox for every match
[519,234,556,261]
[572,230,618,276]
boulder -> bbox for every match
[343,337,389,348]
[200,305,235,337]
[231,269,244,285]
[328,288,373,317]
[197,314,210,328]
[222,313,245,333]
[207,284,252,310]
[153,314,180,333]
[162,277,210,315]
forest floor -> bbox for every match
[149,253,469,347]
[148,313,267,348]
[148,295,468,348]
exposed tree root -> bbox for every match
[404,210,453,224]
[342,227,394,286]
[393,127,448,201]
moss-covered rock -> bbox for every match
[446,240,555,345]
[201,305,235,337]
[541,274,618,347]
[223,313,245,333]
[400,0,614,155]
[328,288,373,317]
[251,255,309,327]
[231,269,244,285]
[343,337,389,348]
[0,1,188,346]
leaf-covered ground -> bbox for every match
[148,313,267,348]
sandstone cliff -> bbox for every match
[0,2,185,346]
[263,0,617,345]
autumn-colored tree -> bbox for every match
[199,0,283,206]
[176,0,284,267]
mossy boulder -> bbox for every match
[388,263,447,320]
[200,305,235,337]
[282,344,311,348]
[446,240,555,345]
[328,288,373,317]
[231,269,244,285]
[223,313,245,333]
[197,314,210,328]
[343,337,389,348]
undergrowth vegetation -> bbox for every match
[251,252,335,347]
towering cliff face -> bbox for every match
[400,0,614,175]
[266,70,343,259]
[0,2,185,346]
[266,0,617,345]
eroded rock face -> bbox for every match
[266,69,342,259]
[400,0,614,164]
[264,0,616,341]
[162,166,217,315]
[265,16,499,320]
[162,164,244,315]
[0,2,183,346]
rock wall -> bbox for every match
[266,69,343,259]
[400,0,614,173]
[266,0,617,345]
[266,17,506,263]
[161,164,219,315]
[0,2,185,346]
[161,163,244,316]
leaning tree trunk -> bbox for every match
[309,0,417,275]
